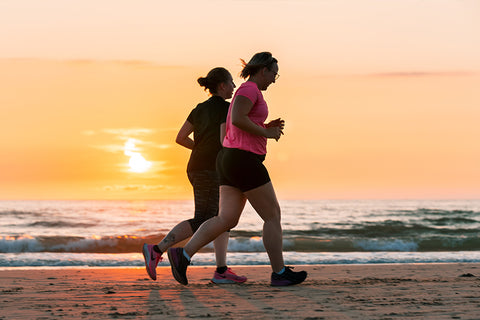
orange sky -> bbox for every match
[1,1,479,200]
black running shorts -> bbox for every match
[216,147,271,192]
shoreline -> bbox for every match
[2,263,480,319]
[1,260,480,270]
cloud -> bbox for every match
[65,59,186,69]
[152,144,172,150]
[368,71,477,78]
[140,141,173,150]
[91,143,171,154]
[91,144,124,153]
[87,127,174,155]
[1,58,186,69]
[102,128,155,137]
[102,184,170,192]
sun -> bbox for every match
[129,153,151,173]
[124,138,152,173]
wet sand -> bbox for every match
[1,263,480,319]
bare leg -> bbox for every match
[213,232,229,267]
[245,182,284,273]
[184,186,246,258]
[157,220,193,253]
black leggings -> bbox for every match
[187,170,219,232]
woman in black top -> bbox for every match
[143,67,246,284]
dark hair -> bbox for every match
[240,52,278,79]
[197,67,231,94]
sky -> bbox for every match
[1,0,479,200]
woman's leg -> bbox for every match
[164,170,218,255]
[156,220,193,252]
[184,185,246,258]
[213,231,229,267]
[158,170,217,253]
[244,182,284,273]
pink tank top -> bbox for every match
[223,81,268,155]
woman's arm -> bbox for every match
[231,96,284,140]
[220,122,226,145]
[176,120,195,150]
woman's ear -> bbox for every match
[218,82,227,92]
[262,66,269,77]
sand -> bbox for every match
[1,263,480,319]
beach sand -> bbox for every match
[1,263,480,319]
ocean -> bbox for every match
[1,199,480,268]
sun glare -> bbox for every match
[124,138,151,173]
[129,153,151,173]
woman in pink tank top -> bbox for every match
[167,52,307,286]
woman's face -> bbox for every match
[224,76,236,99]
[262,63,279,90]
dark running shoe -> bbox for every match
[167,247,190,285]
[271,266,307,286]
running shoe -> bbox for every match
[270,266,307,286]
[211,268,247,284]
[167,247,190,285]
[142,244,162,281]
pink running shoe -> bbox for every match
[211,268,247,284]
[142,244,162,280]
